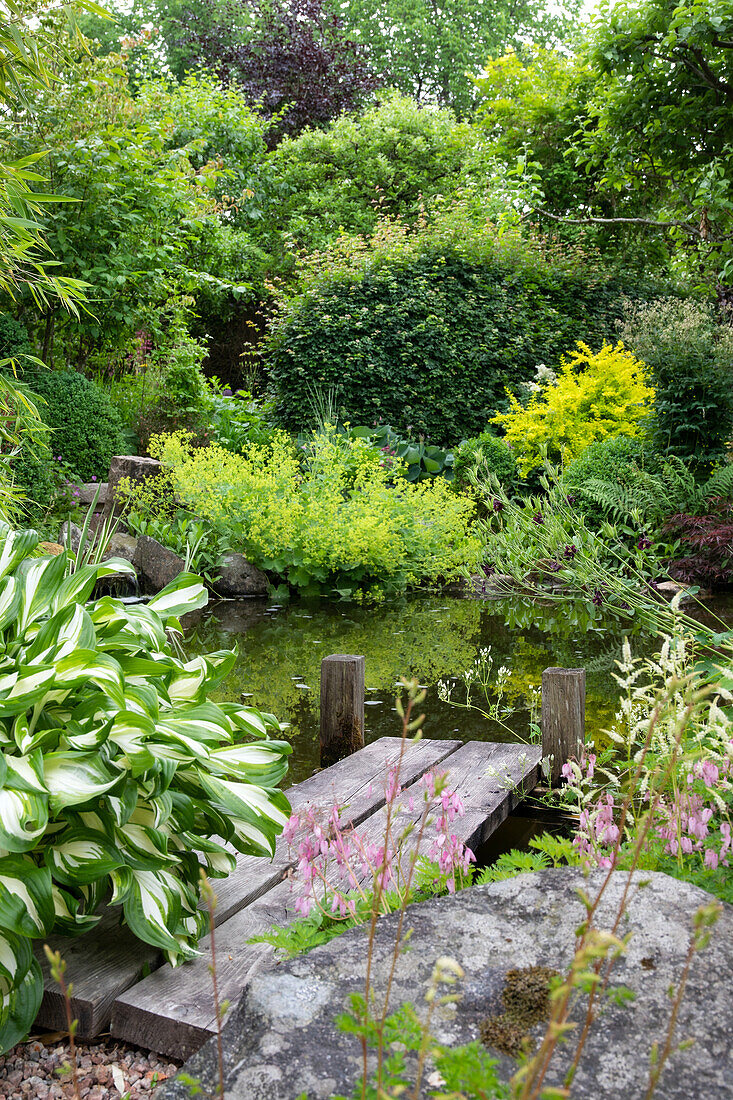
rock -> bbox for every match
[75,481,108,506]
[212,554,269,598]
[39,541,65,556]
[133,536,185,593]
[157,870,733,1100]
[59,520,83,555]
[103,532,139,565]
[106,455,162,516]
[654,580,710,603]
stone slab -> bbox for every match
[156,870,733,1100]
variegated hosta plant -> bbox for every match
[0,525,291,1052]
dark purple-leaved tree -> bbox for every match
[172,0,380,140]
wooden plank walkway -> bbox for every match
[110,737,541,1060]
[34,734,541,1059]
[35,735,461,1037]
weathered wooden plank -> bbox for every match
[37,736,457,1036]
[35,909,156,1038]
[111,736,463,1057]
[344,740,543,885]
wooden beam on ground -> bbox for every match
[111,736,463,1059]
[348,740,543,886]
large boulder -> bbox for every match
[133,535,185,593]
[103,531,139,565]
[213,554,269,599]
[106,455,162,516]
[157,870,733,1100]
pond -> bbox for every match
[182,593,697,786]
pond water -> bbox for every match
[183,593,689,786]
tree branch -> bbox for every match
[530,207,704,237]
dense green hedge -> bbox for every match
[24,370,126,483]
[267,229,664,444]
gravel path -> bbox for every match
[0,1036,181,1099]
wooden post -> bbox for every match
[541,667,586,786]
[320,654,365,768]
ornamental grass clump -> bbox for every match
[147,431,482,599]
[0,524,291,1052]
[493,341,654,476]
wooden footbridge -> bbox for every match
[33,660,586,1061]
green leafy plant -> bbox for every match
[453,430,518,493]
[267,209,646,444]
[578,457,733,534]
[22,369,125,483]
[0,524,291,1052]
[493,342,654,476]
[146,430,482,599]
[618,298,733,467]
[348,424,455,483]
[564,434,661,527]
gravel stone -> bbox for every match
[0,1036,181,1100]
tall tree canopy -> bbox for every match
[334,0,580,114]
[575,0,733,283]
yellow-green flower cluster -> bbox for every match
[146,431,482,597]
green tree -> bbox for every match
[266,92,501,254]
[4,51,238,367]
[333,0,580,115]
[567,0,733,285]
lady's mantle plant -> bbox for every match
[0,525,291,1052]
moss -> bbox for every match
[479,965,559,1059]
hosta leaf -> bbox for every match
[25,602,96,664]
[166,659,207,704]
[182,834,236,878]
[116,654,178,683]
[115,821,179,869]
[0,576,21,633]
[15,552,67,634]
[53,650,125,708]
[4,751,45,793]
[51,561,134,615]
[195,773,290,858]
[208,741,291,786]
[0,856,54,937]
[122,868,184,953]
[46,829,123,885]
[0,787,48,852]
[109,866,133,904]
[0,955,42,1053]
[91,599,167,651]
[0,664,55,717]
[0,529,39,582]
[147,574,208,619]
[0,927,33,997]
[157,702,235,745]
[51,885,102,936]
[43,752,120,812]
[106,777,143,827]
[121,682,161,721]
[107,713,156,771]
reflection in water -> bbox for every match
[183,595,661,785]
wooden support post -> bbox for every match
[320,654,366,768]
[541,667,586,786]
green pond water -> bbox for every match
[183,594,691,786]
